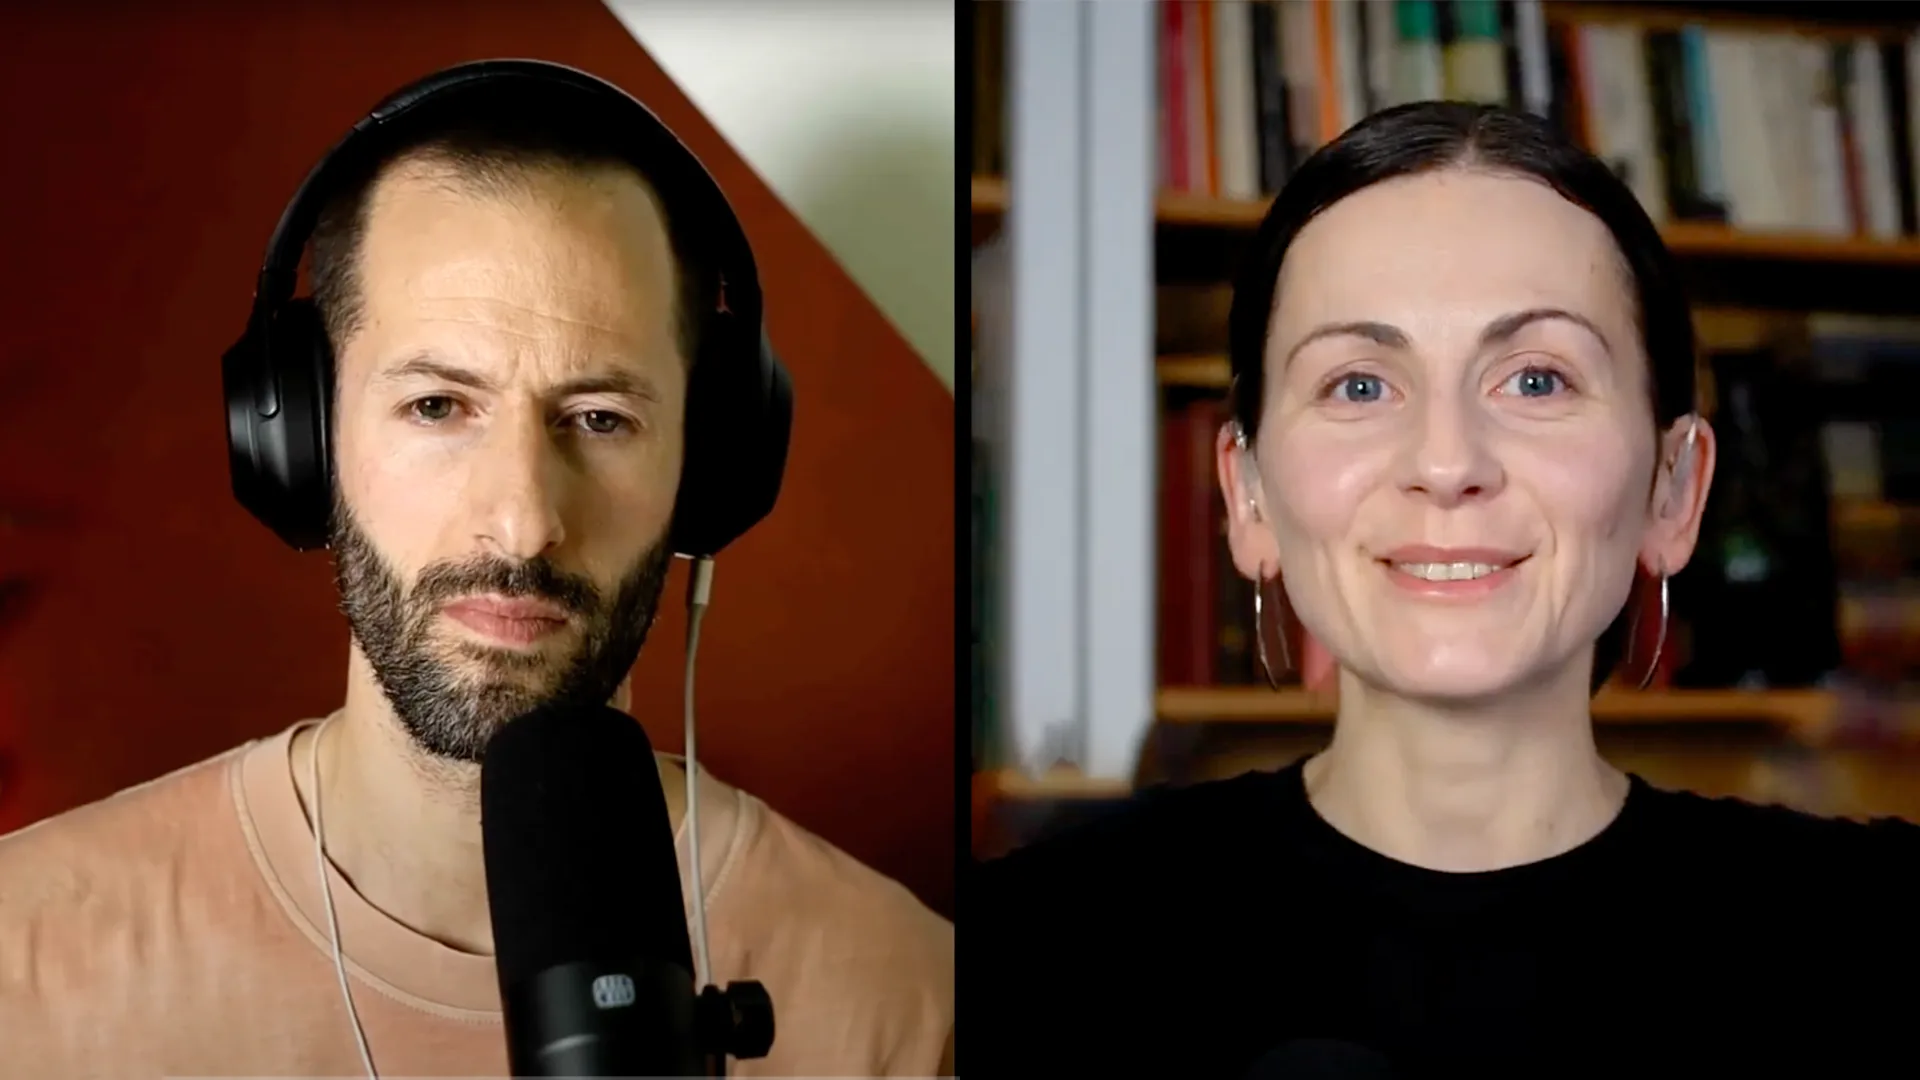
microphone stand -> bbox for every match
[696,980,776,1076]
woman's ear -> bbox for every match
[1216,421,1282,582]
[1643,414,1716,576]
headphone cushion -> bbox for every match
[229,63,794,556]
[222,299,335,551]
[671,321,792,557]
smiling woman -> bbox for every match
[972,101,1920,1077]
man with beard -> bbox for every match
[0,66,953,1078]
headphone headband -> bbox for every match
[224,59,792,557]
[249,60,762,336]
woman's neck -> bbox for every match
[1303,665,1629,873]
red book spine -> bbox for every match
[1164,2,1190,193]
[1158,399,1222,685]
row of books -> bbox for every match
[1145,0,1920,239]
[1155,0,1543,198]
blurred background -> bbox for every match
[0,1,954,917]
[611,0,956,391]
[972,0,1920,861]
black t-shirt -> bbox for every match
[969,760,1920,1078]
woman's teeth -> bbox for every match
[1394,561,1505,582]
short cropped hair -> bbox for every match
[307,86,716,368]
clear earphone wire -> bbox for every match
[683,555,717,989]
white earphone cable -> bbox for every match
[311,557,719,1078]
[683,555,716,989]
[310,715,379,1080]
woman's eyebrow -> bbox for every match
[1480,307,1613,355]
[1283,321,1409,368]
[1283,307,1612,368]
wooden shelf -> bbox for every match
[1660,223,1920,265]
[975,687,1843,799]
[1156,686,1840,737]
[1543,1,1920,39]
[1157,354,1232,389]
[979,768,1134,801]
[1834,497,1914,532]
[974,689,1841,805]
[971,175,1006,213]
[970,176,1920,267]
[1152,189,1269,229]
[969,175,1006,246]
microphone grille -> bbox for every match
[479,703,694,988]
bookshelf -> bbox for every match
[972,1,1920,814]
[973,174,1920,265]
[975,688,1839,803]
[1158,686,1840,736]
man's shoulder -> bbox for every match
[722,790,952,967]
[711,786,953,1075]
[0,738,259,1018]
[0,740,251,902]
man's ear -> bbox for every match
[1643,414,1715,576]
[1215,421,1280,582]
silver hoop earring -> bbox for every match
[1634,568,1671,691]
[1253,574,1292,691]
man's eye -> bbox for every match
[410,396,457,422]
[576,410,629,436]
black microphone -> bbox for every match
[481,702,706,1077]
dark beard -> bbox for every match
[328,491,673,764]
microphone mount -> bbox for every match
[696,981,775,1074]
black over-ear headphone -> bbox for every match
[222,59,793,557]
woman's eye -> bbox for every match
[410,396,457,422]
[1500,366,1567,398]
[1330,373,1388,404]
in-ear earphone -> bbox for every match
[1663,414,1700,518]
[1229,421,1261,520]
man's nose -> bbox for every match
[471,412,568,561]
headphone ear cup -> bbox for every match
[223,299,336,551]
[668,320,792,558]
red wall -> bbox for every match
[0,2,953,917]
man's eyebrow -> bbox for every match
[375,354,661,401]
[1281,307,1611,368]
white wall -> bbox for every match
[606,0,955,393]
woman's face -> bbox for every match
[1221,168,1712,700]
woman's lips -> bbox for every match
[1378,554,1531,600]
[441,598,571,646]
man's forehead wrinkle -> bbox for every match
[410,303,639,336]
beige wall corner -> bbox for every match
[607,0,956,394]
